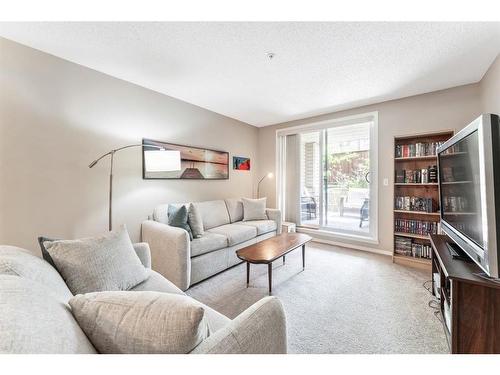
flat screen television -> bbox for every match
[437,114,500,278]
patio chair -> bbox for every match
[359,198,369,227]
[301,196,317,220]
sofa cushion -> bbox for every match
[192,200,230,230]
[242,197,267,221]
[0,275,97,354]
[69,291,210,354]
[0,245,73,303]
[239,220,277,235]
[190,248,228,285]
[44,225,149,295]
[224,198,244,223]
[132,242,152,269]
[208,224,257,246]
[192,301,231,333]
[130,270,185,295]
[191,232,228,257]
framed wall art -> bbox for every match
[142,138,229,180]
[233,156,251,170]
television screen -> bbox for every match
[438,114,500,278]
[438,130,485,255]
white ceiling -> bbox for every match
[1,22,499,127]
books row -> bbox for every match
[394,218,441,236]
[395,142,445,158]
[442,195,469,212]
[441,165,468,183]
[395,166,438,183]
[394,236,432,259]
[444,143,467,155]
[394,196,437,212]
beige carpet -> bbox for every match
[187,241,449,354]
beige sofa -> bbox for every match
[0,244,287,354]
[142,198,282,291]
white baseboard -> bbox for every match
[306,236,392,257]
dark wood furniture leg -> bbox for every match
[302,244,305,269]
[268,263,272,295]
[246,262,250,286]
[235,233,312,296]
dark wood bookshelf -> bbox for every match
[394,232,431,240]
[393,130,453,268]
[393,254,431,265]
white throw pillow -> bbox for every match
[69,291,210,354]
[242,197,267,221]
[44,225,149,295]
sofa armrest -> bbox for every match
[132,242,151,269]
[266,208,282,235]
[141,220,191,291]
[191,297,287,354]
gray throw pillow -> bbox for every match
[43,225,149,295]
[242,197,268,221]
[188,203,204,238]
[168,205,193,240]
[69,291,210,354]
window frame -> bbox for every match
[276,111,379,244]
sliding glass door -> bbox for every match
[322,122,371,235]
[285,113,377,241]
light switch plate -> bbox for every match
[383,178,389,186]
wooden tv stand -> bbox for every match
[430,234,500,353]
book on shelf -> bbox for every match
[394,218,441,236]
[394,236,432,259]
[441,165,467,182]
[394,196,437,213]
[443,142,467,155]
[395,166,437,183]
[395,169,405,183]
[442,195,469,212]
[395,141,445,158]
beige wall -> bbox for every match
[480,54,500,113]
[0,38,258,253]
[257,84,483,253]
[1,36,498,257]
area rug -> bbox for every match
[187,242,448,354]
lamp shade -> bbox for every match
[144,150,181,172]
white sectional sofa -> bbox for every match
[0,244,287,354]
[142,198,282,291]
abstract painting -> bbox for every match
[142,138,229,179]
[233,156,251,170]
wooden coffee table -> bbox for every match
[236,233,312,294]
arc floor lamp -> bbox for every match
[89,143,181,231]
[257,172,274,198]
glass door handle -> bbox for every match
[365,172,370,184]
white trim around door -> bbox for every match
[276,111,379,245]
